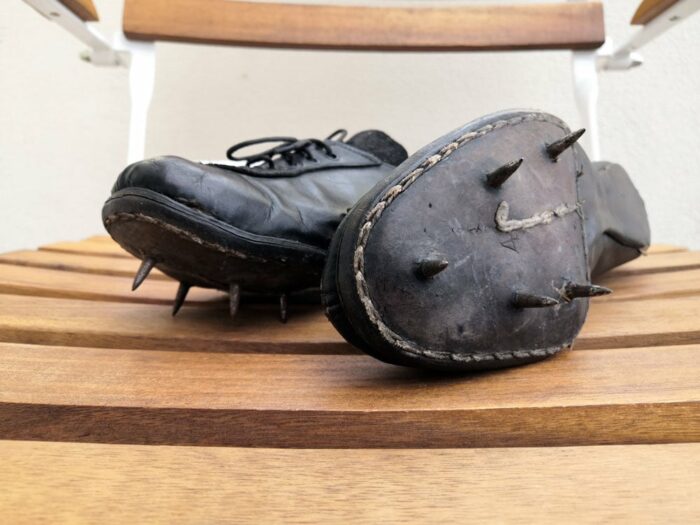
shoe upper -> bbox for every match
[110,130,407,249]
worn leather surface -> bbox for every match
[323,110,650,371]
[582,160,651,276]
[112,140,398,250]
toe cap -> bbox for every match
[112,156,204,197]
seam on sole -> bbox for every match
[106,189,327,256]
[106,212,269,263]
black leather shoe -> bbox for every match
[322,110,650,371]
[103,130,407,319]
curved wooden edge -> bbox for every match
[631,0,680,25]
[58,0,98,22]
[123,0,606,51]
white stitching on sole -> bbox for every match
[352,113,575,362]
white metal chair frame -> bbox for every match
[23,0,700,164]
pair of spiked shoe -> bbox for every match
[103,110,650,371]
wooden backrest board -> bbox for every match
[122,0,606,51]
[632,0,681,24]
[59,0,98,22]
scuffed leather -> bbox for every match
[581,160,651,276]
[112,141,396,249]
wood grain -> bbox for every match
[123,0,606,51]
[0,250,170,280]
[58,0,98,22]
[84,235,118,243]
[632,0,680,24]
[609,251,700,277]
[0,263,224,305]
[1,342,698,447]
[2,440,698,524]
[578,296,700,349]
[645,244,688,254]
[0,294,346,354]
[598,267,700,302]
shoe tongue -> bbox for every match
[346,130,408,167]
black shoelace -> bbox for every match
[226,129,348,169]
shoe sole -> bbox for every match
[103,188,327,294]
[322,110,596,371]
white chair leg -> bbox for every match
[572,50,601,161]
[127,42,156,164]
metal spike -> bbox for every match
[132,257,156,291]
[512,292,559,308]
[229,283,241,319]
[172,282,191,316]
[279,293,288,323]
[565,282,612,299]
[418,258,449,279]
[545,129,585,160]
[485,158,523,188]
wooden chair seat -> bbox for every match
[1,236,698,519]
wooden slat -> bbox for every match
[598,268,700,302]
[609,251,700,277]
[0,250,171,280]
[0,263,224,305]
[645,244,688,254]
[0,294,344,353]
[1,342,698,447]
[39,239,132,258]
[2,441,697,523]
[578,296,700,349]
[0,293,698,353]
[123,0,606,51]
[80,235,124,245]
[632,0,680,24]
[58,0,98,22]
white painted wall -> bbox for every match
[1,1,698,253]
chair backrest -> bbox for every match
[122,0,606,51]
[58,0,98,21]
